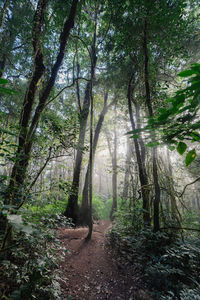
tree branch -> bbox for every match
[179,176,200,198]
[44,77,90,108]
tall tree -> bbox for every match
[81,92,114,214]
[6,0,79,206]
[64,4,98,224]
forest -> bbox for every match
[0,0,200,299]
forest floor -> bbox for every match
[57,220,152,300]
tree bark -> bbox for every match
[110,103,118,220]
[81,92,112,210]
[64,82,91,223]
[143,18,161,232]
[122,133,132,201]
[127,75,150,225]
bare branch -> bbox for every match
[44,76,90,108]
[179,176,200,198]
[27,146,52,192]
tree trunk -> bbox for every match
[64,19,98,224]
[167,149,179,222]
[64,82,91,223]
[7,0,79,206]
[110,103,117,220]
[127,76,150,225]
[81,93,112,210]
[122,133,132,201]
[85,76,94,241]
[143,18,161,232]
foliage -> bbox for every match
[0,0,200,298]
[77,195,112,221]
[0,200,71,299]
[0,78,18,95]
[92,195,105,220]
[109,215,200,299]
[130,63,200,166]
[112,200,144,234]
[182,209,200,232]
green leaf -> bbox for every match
[126,128,143,134]
[185,149,196,166]
[146,141,160,147]
[178,69,196,77]
[188,132,200,142]
[0,78,8,84]
[0,87,18,94]
[10,290,21,300]
[168,145,175,151]
[0,128,15,135]
[177,142,187,155]
[130,134,140,139]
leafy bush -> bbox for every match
[111,199,145,234]
[109,217,200,299]
[0,207,71,299]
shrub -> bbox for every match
[0,207,71,299]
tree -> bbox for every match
[80,92,114,218]
[1,0,79,250]
[7,0,79,204]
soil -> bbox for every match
[58,220,150,300]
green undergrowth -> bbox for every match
[77,194,112,220]
[109,207,200,300]
[0,190,113,299]
[0,201,72,300]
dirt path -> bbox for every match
[58,220,145,300]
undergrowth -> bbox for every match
[109,207,200,300]
[0,203,72,300]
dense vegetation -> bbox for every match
[0,0,200,299]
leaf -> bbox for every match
[7,214,34,234]
[177,142,187,155]
[185,149,196,166]
[10,290,21,300]
[7,214,23,226]
[130,134,140,139]
[146,141,160,147]
[3,205,16,209]
[188,132,200,142]
[178,69,196,77]
[126,128,143,135]
[0,78,8,84]
[0,87,18,94]
[168,145,175,151]
[21,225,34,234]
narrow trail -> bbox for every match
[58,220,148,300]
